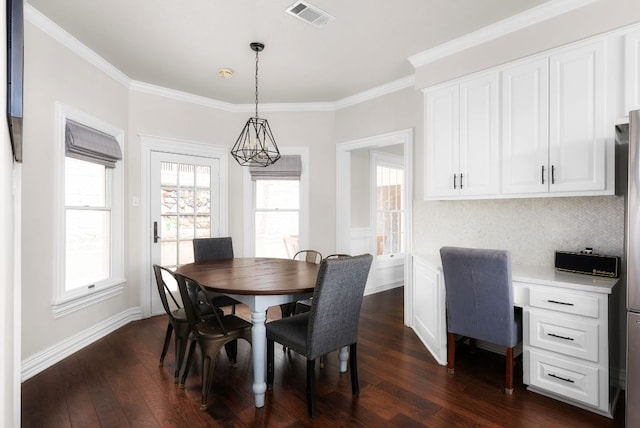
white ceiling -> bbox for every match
[27,0,554,104]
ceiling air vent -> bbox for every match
[285,1,334,28]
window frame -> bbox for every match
[243,148,309,257]
[53,103,125,318]
[370,151,405,261]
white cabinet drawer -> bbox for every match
[528,350,599,407]
[529,311,599,362]
[529,288,599,318]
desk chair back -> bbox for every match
[439,246,521,394]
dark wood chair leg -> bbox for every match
[159,323,173,367]
[447,332,456,374]
[505,346,514,395]
[267,339,274,388]
[306,359,316,419]
[349,343,359,396]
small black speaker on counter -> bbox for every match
[554,251,620,278]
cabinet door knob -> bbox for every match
[460,173,464,189]
[453,173,457,189]
[541,165,545,185]
[551,165,556,184]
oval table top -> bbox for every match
[176,257,320,295]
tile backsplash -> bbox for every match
[413,195,625,267]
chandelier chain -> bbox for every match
[254,49,259,118]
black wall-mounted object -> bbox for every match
[7,0,23,162]
[555,251,620,278]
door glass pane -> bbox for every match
[66,209,110,289]
[178,215,195,239]
[161,241,177,266]
[179,240,194,265]
[160,162,178,186]
[161,215,177,239]
[161,188,178,214]
[196,190,210,213]
[196,215,211,237]
[179,163,195,187]
[178,189,195,214]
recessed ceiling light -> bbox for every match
[218,68,234,78]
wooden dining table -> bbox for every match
[176,257,322,408]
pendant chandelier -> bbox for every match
[231,42,281,167]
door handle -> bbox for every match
[541,165,545,184]
[453,173,457,189]
[153,221,161,243]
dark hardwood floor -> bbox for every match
[22,287,626,427]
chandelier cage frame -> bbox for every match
[231,42,281,167]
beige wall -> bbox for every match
[21,23,131,358]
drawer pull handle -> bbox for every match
[547,333,574,341]
[547,299,574,306]
[548,373,575,383]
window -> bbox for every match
[245,152,308,258]
[54,106,124,317]
[255,179,300,258]
[372,152,404,258]
[65,157,112,290]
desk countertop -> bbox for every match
[413,254,619,295]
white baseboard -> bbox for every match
[21,306,143,381]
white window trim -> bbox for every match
[370,151,405,262]
[52,103,125,318]
[242,147,310,256]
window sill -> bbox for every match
[52,279,126,318]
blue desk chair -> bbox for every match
[439,246,522,394]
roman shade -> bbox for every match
[249,155,301,180]
[65,119,122,168]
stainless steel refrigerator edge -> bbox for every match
[626,109,640,427]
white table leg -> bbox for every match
[250,309,267,408]
[339,346,349,373]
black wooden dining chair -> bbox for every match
[174,271,252,411]
[192,237,242,314]
[266,254,373,418]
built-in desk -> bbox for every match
[410,255,620,418]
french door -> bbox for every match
[150,151,220,314]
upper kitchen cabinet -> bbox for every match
[548,40,607,194]
[424,72,500,199]
[626,28,640,113]
[503,40,607,195]
[502,57,550,194]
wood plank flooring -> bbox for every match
[22,287,626,427]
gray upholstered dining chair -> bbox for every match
[294,253,350,316]
[266,253,373,418]
[174,271,252,411]
[280,250,323,318]
[192,237,242,314]
[439,246,522,394]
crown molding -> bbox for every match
[26,3,412,111]
[335,76,415,110]
[25,4,131,87]
[408,0,597,68]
